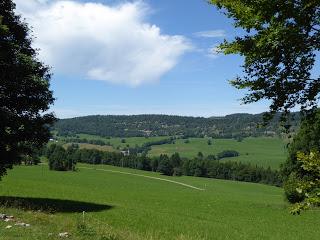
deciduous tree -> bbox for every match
[0,0,55,178]
[210,0,320,117]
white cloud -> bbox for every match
[194,30,226,38]
[14,0,191,86]
[206,45,221,59]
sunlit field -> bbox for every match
[0,164,319,240]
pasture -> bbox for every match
[0,164,319,240]
[59,135,287,169]
[149,137,287,169]
[64,143,116,152]
[76,134,168,149]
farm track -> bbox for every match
[78,166,205,191]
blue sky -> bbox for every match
[15,0,271,118]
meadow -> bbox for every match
[0,164,319,240]
[149,137,287,169]
[59,135,287,169]
[64,143,116,152]
[76,134,168,149]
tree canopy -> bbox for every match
[210,0,320,117]
[0,0,55,178]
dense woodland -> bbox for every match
[45,144,282,187]
[54,113,300,138]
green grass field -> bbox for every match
[76,134,168,149]
[149,137,287,169]
[0,164,319,240]
[64,143,117,152]
[60,135,287,169]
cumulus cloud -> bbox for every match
[194,30,226,38]
[14,0,191,86]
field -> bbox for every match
[64,143,116,152]
[1,164,319,240]
[149,137,287,169]
[76,134,169,149]
[59,135,287,169]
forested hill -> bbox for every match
[54,113,300,138]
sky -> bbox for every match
[14,0,271,118]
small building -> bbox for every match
[121,149,130,156]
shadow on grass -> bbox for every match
[0,196,113,213]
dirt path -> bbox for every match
[78,166,205,191]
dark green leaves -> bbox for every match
[0,0,56,179]
[210,0,320,115]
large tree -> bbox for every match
[210,0,320,117]
[0,0,55,179]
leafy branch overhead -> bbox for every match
[210,0,320,115]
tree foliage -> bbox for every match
[290,150,320,214]
[54,113,300,138]
[47,144,76,171]
[282,112,320,205]
[217,150,239,159]
[0,0,55,179]
[210,0,320,116]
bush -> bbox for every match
[283,172,305,204]
[217,150,239,159]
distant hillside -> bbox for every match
[53,113,300,138]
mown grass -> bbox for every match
[149,137,287,169]
[0,164,319,239]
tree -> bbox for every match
[197,152,204,160]
[157,154,173,176]
[282,112,320,204]
[290,151,320,214]
[170,153,182,176]
[48,145,76,171]
[170,152,181,168]
[0,0,55,179]
[210,0,320,117]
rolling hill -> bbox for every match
[54,112,300,138]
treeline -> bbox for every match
[64,138,110,146]
[62,137,175,154]
[45,144,282,187]
[54,113,300,138]
[130,138,175,154]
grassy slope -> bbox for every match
[149,137,287,169]
[0,164,319,240]
[64,143,116,152]
[76,134,168,149]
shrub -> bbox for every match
[217,150,239,159]
[283,172,305,204]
